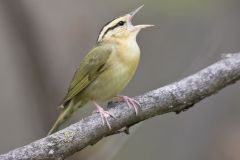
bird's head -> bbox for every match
[97,5,153,43]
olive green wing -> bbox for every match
[63,45,113,104]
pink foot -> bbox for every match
[92,101,115,130]
[117,95,140,115]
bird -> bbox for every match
[48,5,153,135]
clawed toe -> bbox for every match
[117,95,141,115]
[92,101,115,130]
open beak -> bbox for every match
[127,5,154,31]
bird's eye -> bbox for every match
[118,21,125,26]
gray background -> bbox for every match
[0,0,240,160]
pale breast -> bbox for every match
[81,41,140,102]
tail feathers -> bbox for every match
[48,104,74,135]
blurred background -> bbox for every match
[0,0,240,159]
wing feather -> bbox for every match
[63,45,113,104]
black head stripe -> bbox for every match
[102,22,122,38]
[97,17,125,42]
[97,17,118,41]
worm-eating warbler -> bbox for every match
[48,5,153,135]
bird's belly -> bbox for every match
[81,64,135,102]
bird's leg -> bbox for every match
[117,95,140,115]
[92,101,115,130]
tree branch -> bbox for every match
[1,53,240,160]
